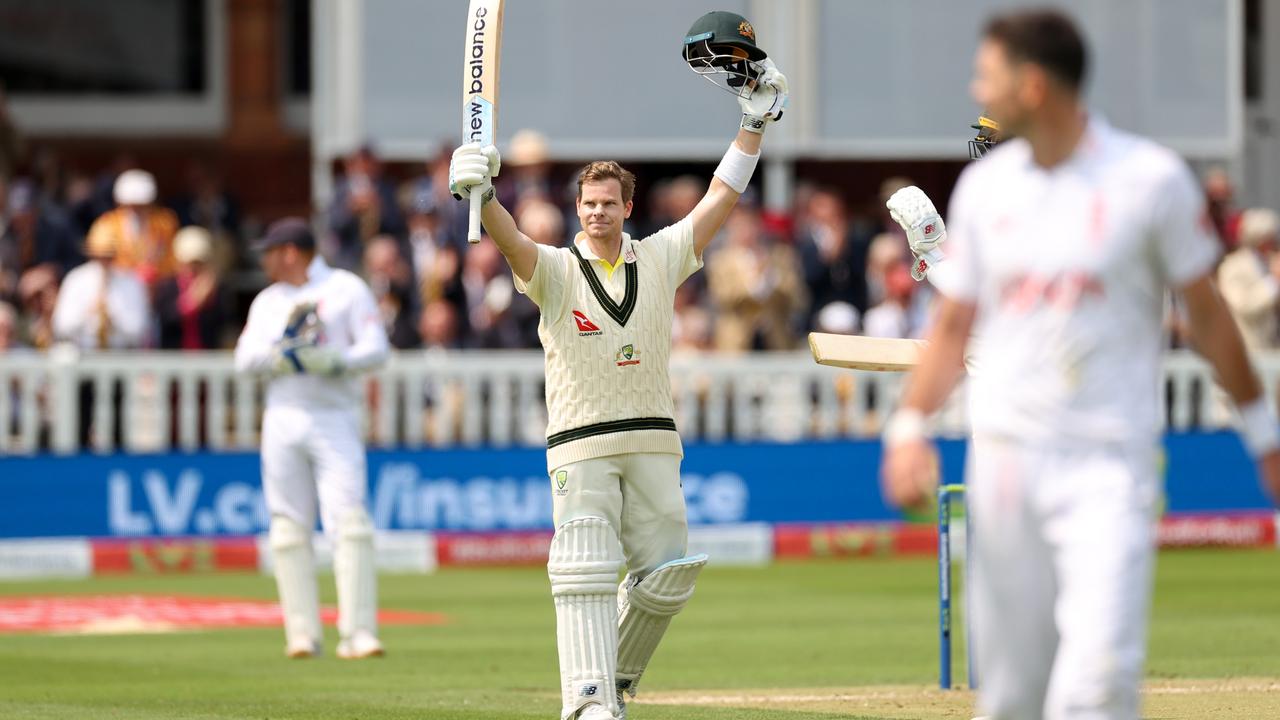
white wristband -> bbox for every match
[884,408,928,447]
[713,143,760,194]
[1238,398,1280,457]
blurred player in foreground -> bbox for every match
[880,9,1280,719]
[450,12,786,719]
[234,218,390,659]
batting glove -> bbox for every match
[449,143,501,201]
[738,58,788,134]
[886,186,947,281]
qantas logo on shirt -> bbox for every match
[573,310,602,336]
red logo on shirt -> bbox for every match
[999,272,1106,313]
[573,311,602,336]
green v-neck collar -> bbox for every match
[570,245,638,327]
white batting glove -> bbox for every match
[449,143,501,201]
[887,186,947,281]
[738,58,788,133]
[292,345,345,377]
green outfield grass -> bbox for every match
[0,549,1277,719]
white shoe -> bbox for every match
[285,638,320,659]
[336,631,384,659]
[574,703,618,720]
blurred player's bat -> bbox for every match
[808,332,926,372]
[462,0,504,244]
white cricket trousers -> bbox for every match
[261,404,369,533]
[551,452,687,578]
[967,435,1161,720]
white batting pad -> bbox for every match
[268,515,322,650]
[548,517,624,720]
[615,553,709,695]
[333,508,378,640]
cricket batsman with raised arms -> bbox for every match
[450,11,787,720]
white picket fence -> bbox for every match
[0,347,1269,455]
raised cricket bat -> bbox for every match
[808,332,926,372]
[462,0,504,244]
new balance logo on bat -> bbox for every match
[573,310,602,336]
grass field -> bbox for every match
[1,549,1277,719]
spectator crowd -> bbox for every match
[1,123,1278,360]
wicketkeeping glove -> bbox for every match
[738,58,788,134]
[449,143,501,201]
[283,302,322,344]
[886,186,947,281]
[292,345,345,377]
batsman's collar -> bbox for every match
[573,232,637,278]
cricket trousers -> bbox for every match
[551,452,688,578]
[967,434,1161,720]
[261,404,369,534]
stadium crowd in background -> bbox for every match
[1,125,1278,357]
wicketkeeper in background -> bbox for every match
[449,11,787,720]
[234,218,390,660]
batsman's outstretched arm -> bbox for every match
[450,142,539,282]
[481,195,539,283]
[1180,272,1280,503]
[688,56,787,257]
[690,128,762,256]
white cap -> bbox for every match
[815,301,860,335]
[114,169,157,206]
[1239,208,1279,248]
[173,226,213,264]
[508,129,549,167]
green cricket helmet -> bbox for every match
[682,10,769,98]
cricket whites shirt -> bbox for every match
[930,117,1219,446]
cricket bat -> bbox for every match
[808,332,926,372]
[462,0,504,244]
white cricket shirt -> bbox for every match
[516,218,702,469]
[235,257,389,410]
[931,117,1218,446]
[52,261,151,349]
